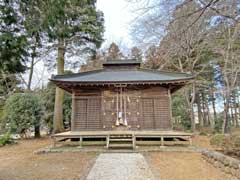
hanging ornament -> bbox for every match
[115,119,120,126]
[124,118,128,126]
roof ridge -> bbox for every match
[139,68,193,77]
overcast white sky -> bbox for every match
[97,0,134,48]
[27,0,133,89]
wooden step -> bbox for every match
[107,134,135,149]
[108,144,133,148]
[110,135,132,138]
[109,139,133,142]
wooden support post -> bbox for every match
[161,136,164,147]
[52,136,56,148]
[168,88,173,129]
[106,135,110,149]
[132,134,136,149]
[189,136,193,146]
[79,136,83,148]
[71,92,75,131]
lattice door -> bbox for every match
[154,97,171,129]
[142,98,155,129]
[73,97,102,130]
[87,97,102,129]
[74,99,87,130]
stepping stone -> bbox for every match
[86,153,155,180]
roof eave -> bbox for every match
[50,77,194,85]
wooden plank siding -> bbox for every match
[72,96,102,130]
[71,86,172,131]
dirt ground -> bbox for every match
[0,137,96,180]
[145,152,232,180]
[192,134,214,149]
[0,135,233,180]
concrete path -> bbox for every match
[86,153,155,180]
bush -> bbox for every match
[41,82,72,132]
[199,131,208,136]
[222,134,240,149]
[172,93,191,130]
[210,134,225,147]
[210,133,240,150]
[2,93,44,138]
[0,132,13,146]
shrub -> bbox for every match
[0,132,13,146]
[41,82,72,132]
[210,134,225,147]
[199,131,208,136]
[2,93,44,138]
[172,94,191,130]
[223,134,240,149]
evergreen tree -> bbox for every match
[0,0,28,74]
[41,0,104,133]
[106,42,123,60]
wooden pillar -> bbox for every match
[132,134,136,149]
[71,92,75,131]
[160,136,164,147]
[189,136,193,146]
[52,136,56,148]
[106,135,110,149]
[168,88,173,129]
[79,136,83,148]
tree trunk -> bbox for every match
[236,90,240,127]
[27,38,37,91]
[53,38,65,133]
[201,91,208,127]
[210,88,217,124]
[222,92,230,134]
[206,93,214,130]
[34,124,41,138]
[230,96,235,127]
[190,81,196,131]
[196,89,203,129]
[233,90,239,127]
[27,54,35,91]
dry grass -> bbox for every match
[0,137,96,180]
[0,134,234,180]
[145,152,231,180]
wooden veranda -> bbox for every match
[53,130,193,149]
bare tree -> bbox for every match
[210,19,240,133]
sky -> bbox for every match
[26,0,133,90]
[96,0,134,48]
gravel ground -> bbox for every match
[86,153,155,180]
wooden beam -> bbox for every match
[71,92,75,131]
[168,88,173,129]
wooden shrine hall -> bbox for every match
[50,59,194,149]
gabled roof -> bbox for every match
[50,68,193,84]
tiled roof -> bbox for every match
[50,69,193,83]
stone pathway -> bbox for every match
[86,153,155,180]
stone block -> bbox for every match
[224,166,230,174]
[230,159,240,169]
[223,158,229,166]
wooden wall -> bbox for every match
[71,86,172,131]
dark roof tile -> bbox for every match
[50,69,193,83]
